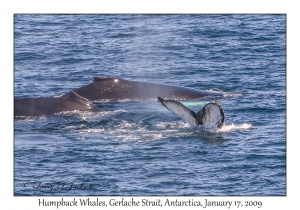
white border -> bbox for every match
[2,0,297,209]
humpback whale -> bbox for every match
[158,97,225,129]
[14,91,99,117]
[62,76,223,101]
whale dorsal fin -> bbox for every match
[65,91,81,98]
[65,91,88,101]
[158,97,198,127]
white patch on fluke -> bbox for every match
[198,103,224,127]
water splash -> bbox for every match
[219,123,255,132]
[197,122,254,134]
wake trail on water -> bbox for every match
[15,107,254,142]
[206,88,243,98]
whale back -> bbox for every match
[67,76,223,101]
[14,91,99,116]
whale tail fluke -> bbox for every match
[158,97,225,129]
[197,102,225,129]
[158,97,198,127]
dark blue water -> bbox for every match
[14,15,286,196]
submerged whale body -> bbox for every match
[14,91,99,117]
[63,76,223,101]
[158,97,225,129]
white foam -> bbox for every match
[77,128,106,133]
[154,121,191,129]
[197,122,254,134]
[206,88,243,97]
[56,109,126,120]
[218,123,255,132]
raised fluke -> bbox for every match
[158,97,225,129]
[197,101,225,129]
[158,97,198,127]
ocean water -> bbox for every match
[14,14,286,196]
